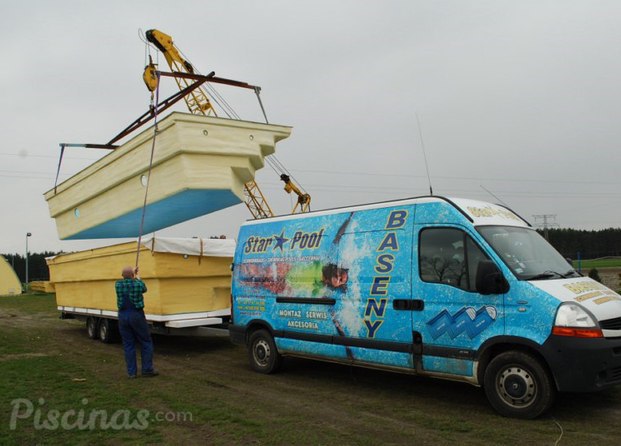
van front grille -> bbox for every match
[600,317,621,330]
[609,366,621,382]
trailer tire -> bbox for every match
[86,317,99,340]
[98,319,119,344]
[248,329,281,374]
[484,350,555,419]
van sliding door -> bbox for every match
[329,205,416,368]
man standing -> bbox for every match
[115,266,158,378]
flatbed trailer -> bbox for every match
[59,305,231,342]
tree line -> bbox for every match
[539,228,621,259]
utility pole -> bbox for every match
[25,232,31,291]
[532,214,559,240]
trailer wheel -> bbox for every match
[484,351,555,419]
[86,317,99,340]
[248,329,281,374]
[98,319,119,344]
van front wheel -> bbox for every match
[248,329,281,374]
[483,351,555,419]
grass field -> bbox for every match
[573,257,621,269]
[1,294,621,445]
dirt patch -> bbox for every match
[0,352,49,361]
[595,267,621,290]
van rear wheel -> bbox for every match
[248,329,281,374]
[484,351,555,419]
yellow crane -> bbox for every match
[143,29,311,219]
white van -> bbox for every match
[229,196,621,418]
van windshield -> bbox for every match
[477,226,580,281]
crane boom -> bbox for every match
[144,29,311,219]
[145,29,216,116]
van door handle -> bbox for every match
[393,299,424,311]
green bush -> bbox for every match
[588,268,602,283]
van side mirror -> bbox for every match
[476,260,509,295]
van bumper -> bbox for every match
[541,335,621,392]
[229,324,246,346]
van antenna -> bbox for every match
[415,112,433,195]
[480,185,510,207]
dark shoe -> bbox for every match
[128,375,137,379]
[142,371,159,377]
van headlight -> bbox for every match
[552,302,602,338]
[555,302,597,327]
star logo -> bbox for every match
[273,231,289,251]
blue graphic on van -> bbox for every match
[426,309,452,339]
[233,206,414,360]
[427,306,497,340]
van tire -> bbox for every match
[86,317,99,340]
[484,351,555,419]
[248,329,281,374]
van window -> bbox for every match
[419,228,489,291]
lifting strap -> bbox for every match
[53,144,66,194]
[135,74,161,270]
[254,87,269,124]
[53,143,117,194]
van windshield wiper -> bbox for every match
[528,269,581,280]
[560,270,581,278]
[528,271,564,280]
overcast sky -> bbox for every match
[2,0,620,255]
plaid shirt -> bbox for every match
[115,278,147,310]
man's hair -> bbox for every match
[121,266,134,279]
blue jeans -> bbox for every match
[118,309,154,376]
